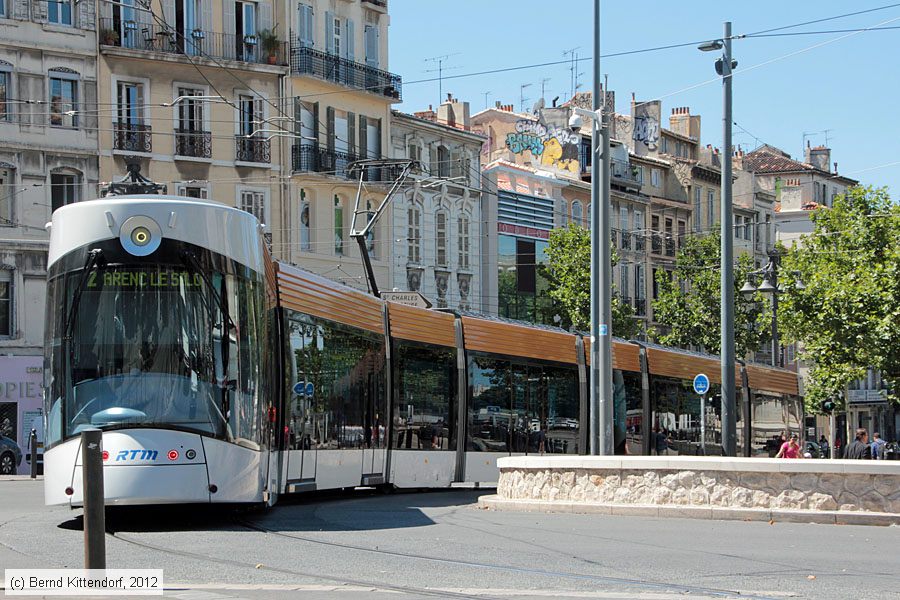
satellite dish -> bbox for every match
[532,98,545,114]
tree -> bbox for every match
[651,229,770,357]
[543,224,641,339]
[779,186,900,411]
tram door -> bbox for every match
[361,370,386,485]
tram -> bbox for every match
[44,194,802,507]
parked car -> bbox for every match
[0,434,23,475]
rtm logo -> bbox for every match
[115,449,159,461]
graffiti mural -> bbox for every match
[632,100,661,151]
[505,118,580,175]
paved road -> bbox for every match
[1,478,898,599]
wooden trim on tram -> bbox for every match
[460,316,577,364]
[275,262,384,335]
[583,339,642,373]
[744,364,800,396]
[646,347,743,387]
[387,303,456,348]
[263,246,278,309]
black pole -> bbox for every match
[29,428,37,479]
[81,429,106,569]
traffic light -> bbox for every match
[820,398,836,413]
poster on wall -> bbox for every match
[0,356,44,475]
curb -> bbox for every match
[0,476,44,481]
[478,495,900,527]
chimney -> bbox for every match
[805,145,831,172]
[669,106,690,137]
[834,161,838,174]
[437,94,471,129]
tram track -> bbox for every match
[236,516,781,600]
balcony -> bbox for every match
[175,129,212,159]
[292,144,403,181]
[611,159,641,186]
[99,19,288,66]
[361,0,388,8]
[235,136,271,163]
[634,297,647,317]
[113,122,151,153]
[290,44,402,100]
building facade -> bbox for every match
[389,102,484,310]
[280,0,401,292]
[0,0,100,471]
[96,0,287,250]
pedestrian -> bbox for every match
[653,427,668,456]
[775,433,802,458]
[844,428,873,459]
[818,434,830,458]
[870,432,886,460]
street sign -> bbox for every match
[292,381,305,396]
[693,373,710,395]
[305,382,314,397]
[380,291,433,309]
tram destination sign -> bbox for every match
[380,291,432,309]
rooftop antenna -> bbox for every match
[424,53,461,106]
[822,128,834,147]
[563,48,579,99]
[540,77,551,104]
[519,83,532,113]
[483,90,492,110]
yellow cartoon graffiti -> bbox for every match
[540,137,580,175]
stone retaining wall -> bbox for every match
[493,457,900,520]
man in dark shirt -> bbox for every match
[844,428,872,459]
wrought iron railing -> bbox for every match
[634,231,645,252]
[291,144,402,181]
[289,44,402,100]
[113,122,152,153]
[235,136,271,163]
[611,159,641,184]
[175,129,212,158]
[99,18,288,66]
[634,297,647,316]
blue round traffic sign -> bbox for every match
[293,381,305,396]
[305,382,315,397]
[693,374,710,395]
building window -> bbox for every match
[407,201,421,263]
[677,220,686,249]
[0,166,13,225]
[49,74,77,128]
[652,267,660,300]
[693,186,702,232]
[50,172,79,212]
[619,264,629,303]
[660,137,668,154]
[333,195,343,255]
[571,200,582,225]
[177,87,205,131]
[365,199,376,256]
[458,213,470,270]
[435,210,448,267]
[48,0,74,26]
[0,270,10,337]
[634,208,644,251]
[650,168,660,188]
[176,184,208,198]
[437,145,449,178]
[238,93,263,137]
[619,206,629,250]
[240,189,266,225]
[707,190,715,229]
[235,0,258,61]
[117,81,144,125]
[0,68,10,122]
[651,214,660,254]
[635,264,645,315]
[0,0,6,18]
[407,140,421,163]
[299,188,310,251]
[664,217,674,257]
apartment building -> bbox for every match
[0,0,100,469]
[281,0,400,291]
[389,99,484,310]
[96,0,287,247]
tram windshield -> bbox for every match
[45,253,265,448]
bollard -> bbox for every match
[29,429,37,479]
[81,429,106,569]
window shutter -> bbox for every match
[325,11,334,54]
[14,0,29,20]
[293,97,302,135]
[365,25,378,67]
[162,0,175,30]
[345,18,354,60]
[223,0,235,59]
[201,0,212,35]
[358,115,367,158]
[326,106,334,152]
[299,4,313,47]
[258,1,271,33]
[312,101,319,144]
[347,112,355,155]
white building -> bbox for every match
[389,100,485,310]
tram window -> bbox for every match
[650,376,723,456]
[619,370,642,454]
[467,354,510,452]
[394,342,456,451]
[286,311,386,451]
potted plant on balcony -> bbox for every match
[100,27,120,46]
[258,28,279,65]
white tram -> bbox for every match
[45,194,804,507]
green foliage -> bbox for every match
[543,224,641,339]
[651,229,770,357]
[779,186,900,411]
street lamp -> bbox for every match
[698,22,738,456]
[741,250,805,367]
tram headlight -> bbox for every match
[120,216,162,256]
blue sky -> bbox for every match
[388,1,900,193]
